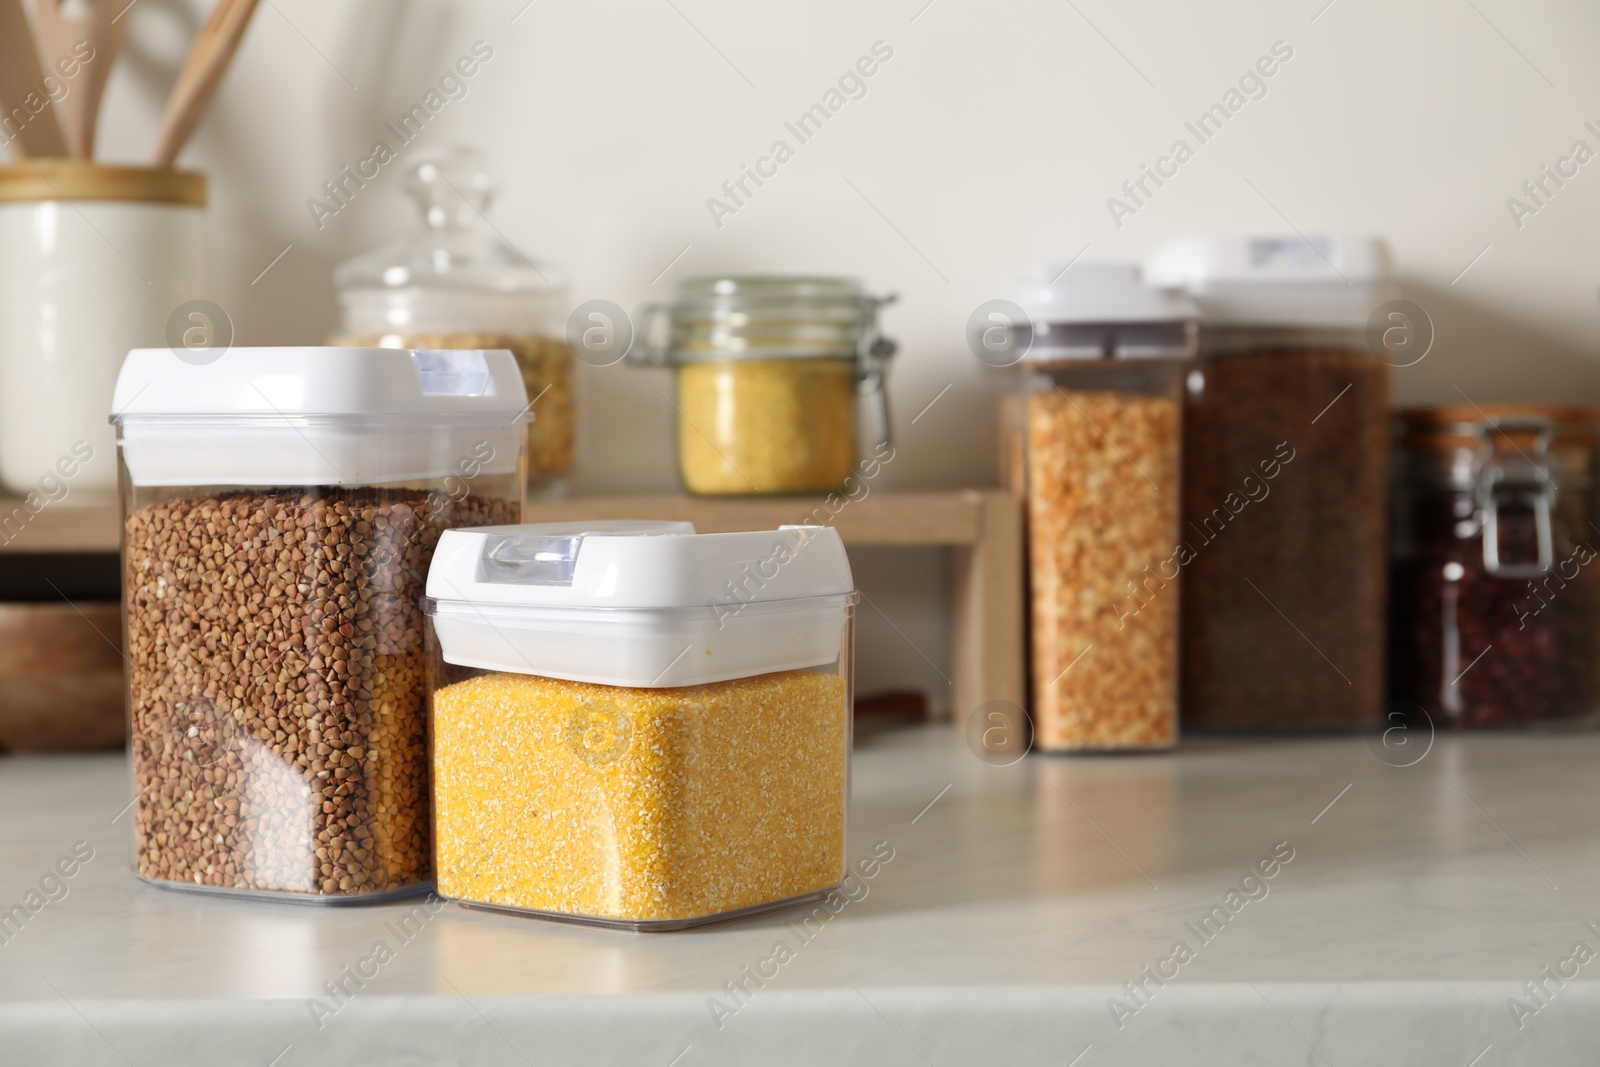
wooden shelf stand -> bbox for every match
[0,489,1026,724]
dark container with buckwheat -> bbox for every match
[111,347,526,902]
[1146,236,1394,731]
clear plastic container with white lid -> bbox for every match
[1003,264,1195,752]
[112,346,528,902]
[423,520,858,930]
[1145,235,1394,731]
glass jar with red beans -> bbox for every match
[1389,405,1600,727]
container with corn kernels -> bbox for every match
[423,520,857,930]
[1002,264,1197,752]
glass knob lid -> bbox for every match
[332,145,564,294]
[407,147,495,232]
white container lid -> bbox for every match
[1144,236,1395,328]
[1019,263,1197,324]
[425,521,857,687]
[1017,263,1198,361]
[111,346,530,486]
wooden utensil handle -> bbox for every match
[0,0,70,157]
[29,0,127,160]
[152,0,261,167]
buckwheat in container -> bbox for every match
[424,521,857,930]
[113,347,527,902]
[1146,236,1393,731]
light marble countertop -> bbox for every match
[2,724,1597,1065]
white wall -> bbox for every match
[50,0,1600,712]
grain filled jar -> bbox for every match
[1390,405,1600,727]
[331,148,574,496]
[1004,265,1195,751]
[632,277,895,495]
[424,520,857,929]
[1147,236,1393,731]
[112,347,528,902]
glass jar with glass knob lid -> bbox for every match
[631,276,896,496]
[330,147,574,496]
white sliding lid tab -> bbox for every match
[1144,235,1395,328]
[1016,263,1198,360]
[1019,263,1196,325]
[425,521,858,687]
[110,346,530,486]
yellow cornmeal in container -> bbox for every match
[424,520,859,928]
[432,669,848,923]
[675,359,857,495]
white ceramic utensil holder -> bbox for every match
[0,162,207,505]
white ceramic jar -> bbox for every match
[0,162,207,504]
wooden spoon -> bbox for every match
[30,0,129,159]
[0,0,69,157]
[151,0,260,167]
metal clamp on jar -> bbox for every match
[1472,416,1556,579]
[631,276,896,496]
[1391,405,1599,727]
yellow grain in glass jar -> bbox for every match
[676,358,856,494]
[633,277,895,496]
[423,520,859,930]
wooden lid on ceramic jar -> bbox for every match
[0,160,205,206]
